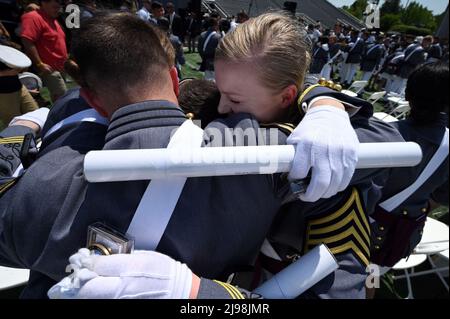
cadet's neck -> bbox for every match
[103,83,179,119]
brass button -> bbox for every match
[377,237,383,241]
[379,226,385,231]
[421,208,428,213]
[402,210,408,216]
[375,245,380,250]
[318,78,327,85]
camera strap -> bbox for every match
[126,120,204,250]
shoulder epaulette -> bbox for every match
[261,122,296,135]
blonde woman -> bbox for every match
[212,12,404,299]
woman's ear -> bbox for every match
[280,84,298,108]
[169,66,180,97]
[79,87,108,118]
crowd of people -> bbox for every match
[306,21,449,96]
[0,0,448,300]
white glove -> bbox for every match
[9,108,49,131]
[287,105,359,202]
[48,249,193,299]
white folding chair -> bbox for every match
[388,102,410,120]
[385,93,407,111]
[373,112,399,123]
[18,72,43,92]
[367,91,386,105]
[0,266,29,291]
[341,80,368,97]
[391,217,449,298]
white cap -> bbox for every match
[0,45,32,69]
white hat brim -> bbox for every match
[0,45,32,69]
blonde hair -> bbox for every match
[216,12,311,93]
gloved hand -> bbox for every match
[48,249,193,299]
[9,108,49,132]
[287,105,359,202]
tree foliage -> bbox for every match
[381,13,401,31]
[343,0,368,20]
[380,0,401,15]
[342,0,441,34]
[401,2,437,31]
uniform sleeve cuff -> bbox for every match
[197,279,244,299]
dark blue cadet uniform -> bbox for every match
[371,114,448,267]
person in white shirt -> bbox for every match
[136,0,152,22]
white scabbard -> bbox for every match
[84,142,422,183]
[253,244,339,299]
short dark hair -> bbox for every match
[406,62,449,125]
[151,1,163,9]
[67,13,169,98]
[219,19,231,33]
[157,17,170,32]
[178,79,222,128]
[319,36,329,45]
[206,17,219,28]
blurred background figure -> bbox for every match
[0,44,39,126]
[20,0,68,102]
[157,17,185,79]
[165,2,184,43]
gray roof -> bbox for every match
[211,0,365,29]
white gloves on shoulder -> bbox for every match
[287,105,359,202]
[48,249,193,299]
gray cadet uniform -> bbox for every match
[371,113,448,267]
[0,88,404,299]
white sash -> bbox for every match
[169,12,174,31]
[379,128,449,212]
[11,109,108,178]
[329,49,342,64]
[127,120,204,250]
[44,109,109,140]
[313,47,320,57]
[404,45,423,62]
[349,38,362,53]
[367,44,381,56]
[203,31,217,52]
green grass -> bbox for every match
[181,51,203,80]
[39,80,79,107]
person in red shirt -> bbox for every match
[21,0,68,102]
